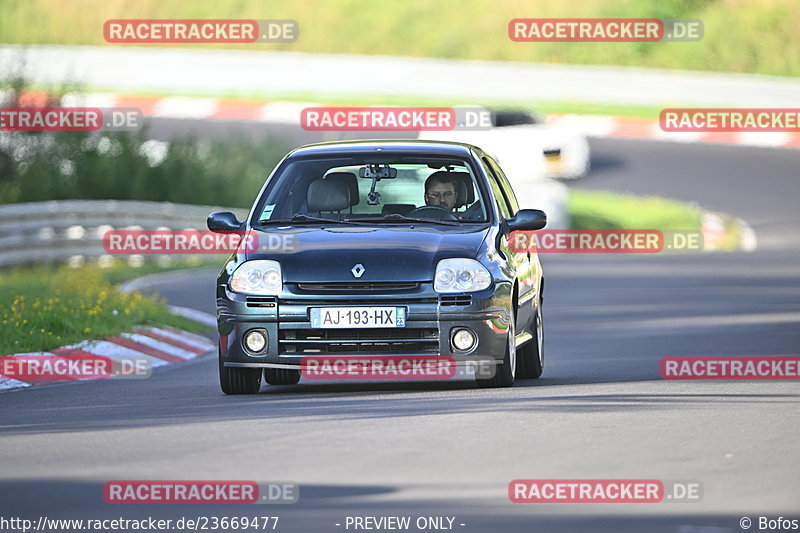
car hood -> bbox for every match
[245,225,490,283]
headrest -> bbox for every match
[307,178,350,212]
[450,172,474,207]
[324,171,359,206]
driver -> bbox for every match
[424,172,459,211]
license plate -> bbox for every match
[310,307,406,328]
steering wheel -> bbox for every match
[407,205,459,221]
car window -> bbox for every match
[253,156,488,224]
[486,156,520,214]
[481,157,512,219]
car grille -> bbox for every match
[296,281,419,292]
[279,327,439,355]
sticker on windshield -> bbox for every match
[261,204,276,219]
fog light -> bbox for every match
[452,328,476,352]
[243,329,267,354]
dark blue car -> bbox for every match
[208,140,546,393]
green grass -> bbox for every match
[568,189,754,251]
[1,0,798,77]
[0,260,217,354]
[97,256,223,286]
[568,188,703,230]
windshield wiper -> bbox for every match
[349,214,460,226]
[258,214,370,226]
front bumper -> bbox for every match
[217,281,512,368]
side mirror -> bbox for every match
[506,209,547,231]
[207,211,243,232]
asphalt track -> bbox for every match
[1,121,799,533]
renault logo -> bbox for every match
[351,264,365,278]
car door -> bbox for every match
[481,156,535,336]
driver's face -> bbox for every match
[425,181,457,210]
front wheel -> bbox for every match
[219,355,262,394]
[517,299,544,379]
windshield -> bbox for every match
[252,155,489,225]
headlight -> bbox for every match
[434,258,491,293]
[229,260,282,295]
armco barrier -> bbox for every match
[0,200,246,267]
[0,192,570,267]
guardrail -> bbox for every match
[0,200,247,267]
[0,195,569,268]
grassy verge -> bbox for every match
[98,256,222,286]
[568,189,758,251]
[568,189,748,251]
[568,189,702,230]
[0,258,221,354]
[1,0,798,77]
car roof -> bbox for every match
[286,139,480,159]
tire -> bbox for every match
[219,355,262,394]
[476,312,516,388]
[517,299,544,379]
[264,368,301,386]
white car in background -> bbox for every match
[493,110,590,180]
[419,109,591,180]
